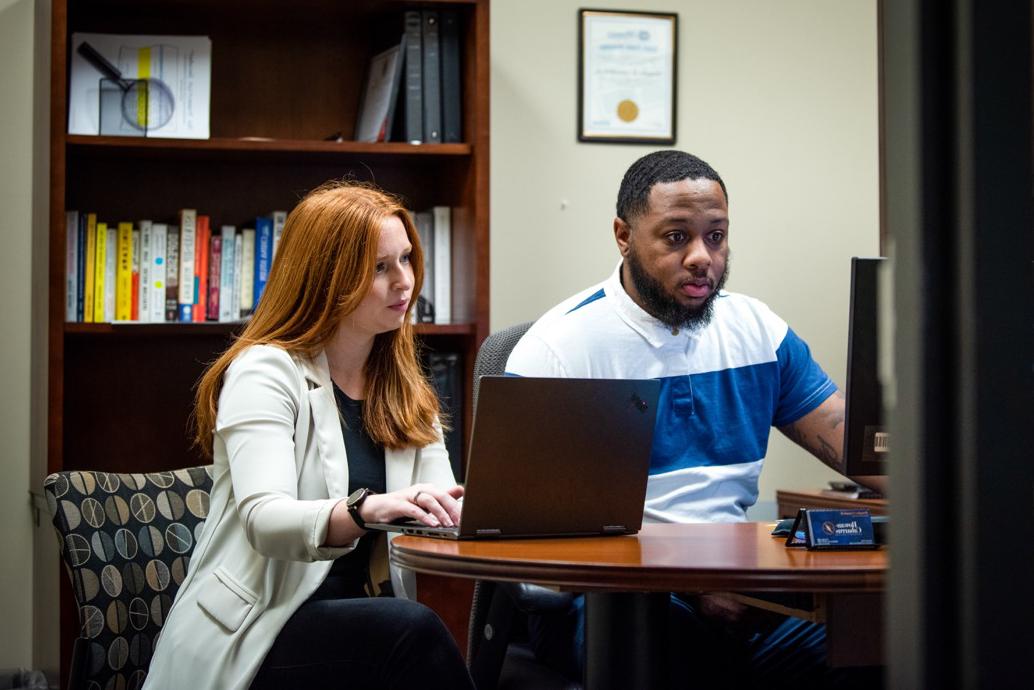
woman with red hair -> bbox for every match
[144,181,473,690]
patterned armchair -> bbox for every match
[43,466,215,690]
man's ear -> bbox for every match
[614,217,631,256]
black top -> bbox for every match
[325,384,387,594]
[335,384,387,497]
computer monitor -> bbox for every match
[843,257,889,478]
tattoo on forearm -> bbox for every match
[814,434,843,472]
[780,392,846,473]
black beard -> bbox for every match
[625,249,729,332]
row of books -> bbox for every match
[65,205,455,325]
[355,9,462,144]
[64,209,285,323]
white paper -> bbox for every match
[355,43,403,143]
[582,14,675,139]
[69,33,212,139]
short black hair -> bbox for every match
[616,150,727,223]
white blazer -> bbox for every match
[143,344,457,690]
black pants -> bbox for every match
[251,575,474,690]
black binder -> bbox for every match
[421,10,442,144]
[440,10,462,143]
[402,10,423,143]
[425,351,464,480]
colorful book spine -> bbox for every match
[165,226,180,322]
[232,231,244,321]
[150,222,167,323]
[139,220,152,323]
[84,215,97,323]
[130,227,141,320]
[219,225,236,322]
[115,222,133,321]
[178,209,197,322]
[207,233,221,321]
[92,221,107,323]
[104,224,118,322]
[193,214,210,322]
[65,211,79,321]
[253,216,273,311]
[75,212,87,321]
[240,228,255,318]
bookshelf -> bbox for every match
[48,0,490,677]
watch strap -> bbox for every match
[347,488,372,529]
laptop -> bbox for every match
[366,376,660,539]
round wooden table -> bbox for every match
[392,522,887,689]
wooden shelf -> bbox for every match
[775,489,889,518]
[66,135,473,159]
[63,321,478,336]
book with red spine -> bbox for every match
[207,233,222,321]
[192,214,210,322]
[130,227,140,320]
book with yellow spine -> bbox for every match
[93,221,107,322]
[83,213,97,323]
[116,222,133,321]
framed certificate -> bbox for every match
[578,9,678,144]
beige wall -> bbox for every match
[0,0,52,673]
[491,0,880,516]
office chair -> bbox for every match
[465,322,582,690]
[43,465,215,690]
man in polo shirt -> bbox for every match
[506,150,882,688]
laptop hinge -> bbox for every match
[603,525,627,534]
[476,529,502,536]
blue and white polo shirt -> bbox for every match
[505,264,837,524]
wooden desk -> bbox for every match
[776,489,889,518]
[393,522,886,689]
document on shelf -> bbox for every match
[68,33,212,139]
[355,39,405,143]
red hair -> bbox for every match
[193,181,440,455]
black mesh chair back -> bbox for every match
[471,321,533,412]
[465,322,581,689]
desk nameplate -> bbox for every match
[785,508,880,550]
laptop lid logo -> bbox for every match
[630,393,650,413]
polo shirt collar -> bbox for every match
[603,261,699,349]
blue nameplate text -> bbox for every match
[784,508,877,550]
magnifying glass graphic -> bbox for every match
[77,41,175,133]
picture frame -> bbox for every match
[578,8,678,144]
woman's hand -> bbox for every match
[324,484,464,547]
[360,483,464,528]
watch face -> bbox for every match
[347,487,368,507]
